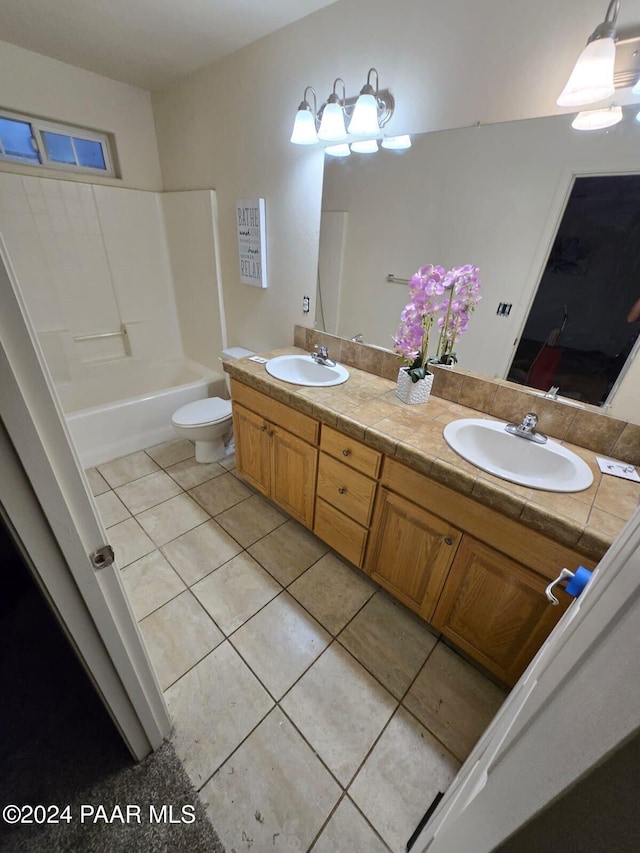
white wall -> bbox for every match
[0,40,162,191]
[151,0,640,356]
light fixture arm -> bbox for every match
[360,67,380,98]
[588,0,621,43]
[298,86,318,123]
[327,78,346,106]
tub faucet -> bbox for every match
[505,412,548,444]
[311,344,336,367]
[351,333,364,343]
[544,385,560,400]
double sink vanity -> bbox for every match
[225,335,639,687]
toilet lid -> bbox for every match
[172,398,232,427]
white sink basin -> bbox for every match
[443,418,593,492]
[265,354,349,387]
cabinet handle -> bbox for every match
[444,537,453,545]
[338,487,346,494]
[342,449,350,457]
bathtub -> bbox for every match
[56,358,226,468]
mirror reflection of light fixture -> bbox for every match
[557,0,619,107]
[318,79,347,142]
[572,104,623,129]
[381,135,412,150]
[324,143,351,157]
[290,87,318,144]
[350,139,379,154]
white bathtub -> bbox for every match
[57,358,226,467]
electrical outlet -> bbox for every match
[302,295,310,314]
[496,302,512,317]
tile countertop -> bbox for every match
[225,347,640,563]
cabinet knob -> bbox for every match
[338,487,346,494]
[342,449,350,457]
[260,424,267,431]
[444,537,453,545]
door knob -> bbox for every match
[342,449,350,456]
[444,537,453,545]
[338,487,346,494]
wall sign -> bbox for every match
[236,198,267,288]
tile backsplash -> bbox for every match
[294,326,640,466]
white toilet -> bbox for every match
[171,346,254,463]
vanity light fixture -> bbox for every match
[291,68,397,152]
[318,79,348,142]
[557,0,619,107]
[350,138,379,153]
[572,104,623,129]
[290,87,319,145]
[324,143,351,157]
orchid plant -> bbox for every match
[393,263,482,382]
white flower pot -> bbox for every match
[396,368,434,405]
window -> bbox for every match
[0,110,115,177]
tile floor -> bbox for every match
[88,438,507,853]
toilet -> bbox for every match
[171,346,254,463]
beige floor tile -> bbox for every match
[166,641,273,790]
[248,519,329,585]
[231,592,331,699]
[193,553,281,635]
[282,643,395,785]
[139,591,223,690]
[85,467,109,496]
[136,494,210,547]
[115,470,182,515]
[216,494,287,548]
[312,798,390,853]
[188,472,253,516]
[165,457,226,490]
[120,551,185,620]
[97,450,160,488]
[219,452,236,471]
[108,517,156,568]
[94,490,130,528]
[288,552,377,635]
[199,707,340,852]
[349,708,459,853]
[160,519,243,586]
[144,438,194,468]
[339,592,438,699]
[403,643,506,761]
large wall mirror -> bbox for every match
[318,107,640,423]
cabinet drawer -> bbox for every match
[320,425,382,478]
[231,379,319,445]
[317,452,376,527]
[314,498,368,568]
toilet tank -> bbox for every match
[221,346,255,393]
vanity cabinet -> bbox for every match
[313,426,381,568]
[431,536,570,685]
[365,488,462,619]
[231,380,319,528]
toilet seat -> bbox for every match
[171,397,232,429]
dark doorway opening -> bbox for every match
[508,174,640,405]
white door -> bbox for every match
[416,504,640,852]
[0,238,171,760]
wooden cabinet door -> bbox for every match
[233,403,271,496]
[270,423,318,528]
[365,488,461,620]
[431,536,570,686]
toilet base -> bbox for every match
[194,436,226,463]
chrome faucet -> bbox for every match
[544,385,560,400]
[505,412,548,444]
[311,344,336,367]
[351,333,364,343]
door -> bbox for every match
[0,238,170,760]
[233,402,271,495]
[270,423,317,527]
[365,488,461,619]
[415,505,640,852]
[431,536,570,685]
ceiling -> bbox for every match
[0,0,338,91]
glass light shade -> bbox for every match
[571,105,622,130]
[381,134,412,150]
[324,143,351,157]
[347,93,380,136]
[318,102,347,141]
[290,108,318,144]
[350,138,379,154]
[557,37,616,107]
